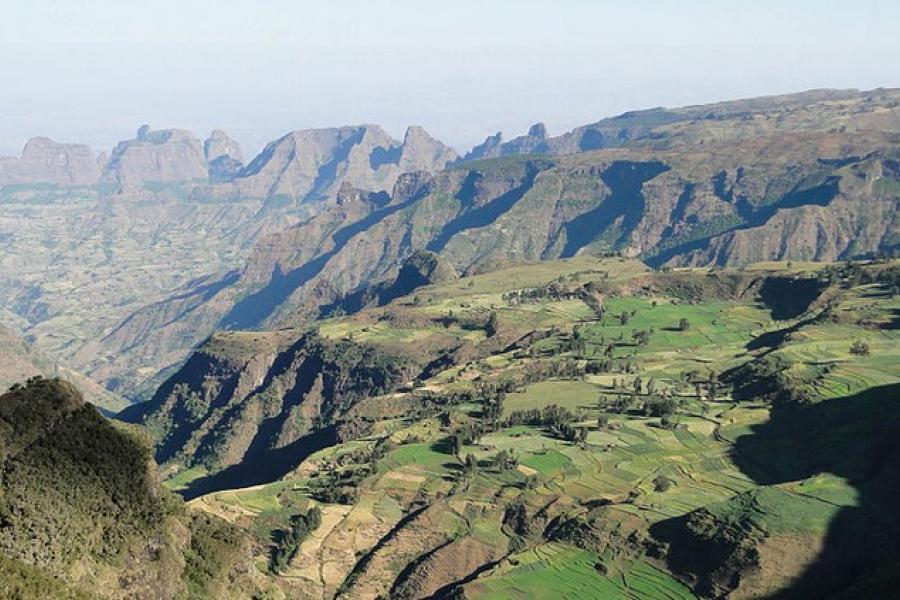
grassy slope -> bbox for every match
[185,257,900,599]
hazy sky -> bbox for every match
[1,0,899,156]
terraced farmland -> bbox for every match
[176,257,900,599]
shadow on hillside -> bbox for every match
[644,176,840,268]
[744,314,818,353]
[653,384,900,598]
[219,186,409,330]
[757,277,827,320]
[179,425,338,500]
[425,162,542,254]
[729,383,900,598]
[561,160,670,258]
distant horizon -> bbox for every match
[3,83,898,161]
[4,0,900,156]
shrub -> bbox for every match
[653,475,675,492]
[850,340,870,356]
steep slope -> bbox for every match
[203,124,457,203]
[0,324,127,413]
[117,295,505,497]
[3,88,899,403]
[0,174,301,399]
[483,87,900,156]
[204,129,244,183]
[0,377,278,599]
[0,123,457,399]
[101,125,209,191]
[101,117,900,394]
[154,258,900,600]
[328,249,459,314]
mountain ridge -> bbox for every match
[1,87,898,399]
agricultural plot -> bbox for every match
[468,544,694,600]
[186,258,900,599]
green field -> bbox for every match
[469,544,694,600]
[186,258,900,599]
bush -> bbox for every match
[270,507,322,573]
[850,340,870,356]
[653,475,675,492]
[644,396,677,417]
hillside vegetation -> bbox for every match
[100,90,900,398]
[3,89,899,401]
[0,377,280,599]
[127,256,900,599]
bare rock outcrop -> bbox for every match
[207,124,456,203]
[0,137,100,185]
[204,129,244,182]
[101,125,208,191]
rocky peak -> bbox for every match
[398,126,459,172]
[204,129,244,182]
[204,129,244,163]
[502,122,548,155]
[21,136,57,157]
[0,137,100,185]
[527,122,548,139]
[101,125,208,191]
[461,123,547,162]
[463,132,503,161]
[210,124,453,203]
[391,170,434,202]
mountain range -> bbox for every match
[1,86,900,600]
[1,88,898,400]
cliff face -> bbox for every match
[118,329,420,497]
[2,89,899,401]
[492,87,900,157]
[94,119,900,395]
[204,124,457,203]
[0,137,100,185]
[101,125,210,191]
[0,123,457,399]
[204,129,244,183]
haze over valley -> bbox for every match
[1,2,899,599]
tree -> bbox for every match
[493,449,518,471]
[486,311,501,337]
[270,507,322,573]
[448,434,461,457]
[644,396,677,417]
[653,475,675,492]
[849,340,870,356]
[677,318,691,331]
[464,453,478,475]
